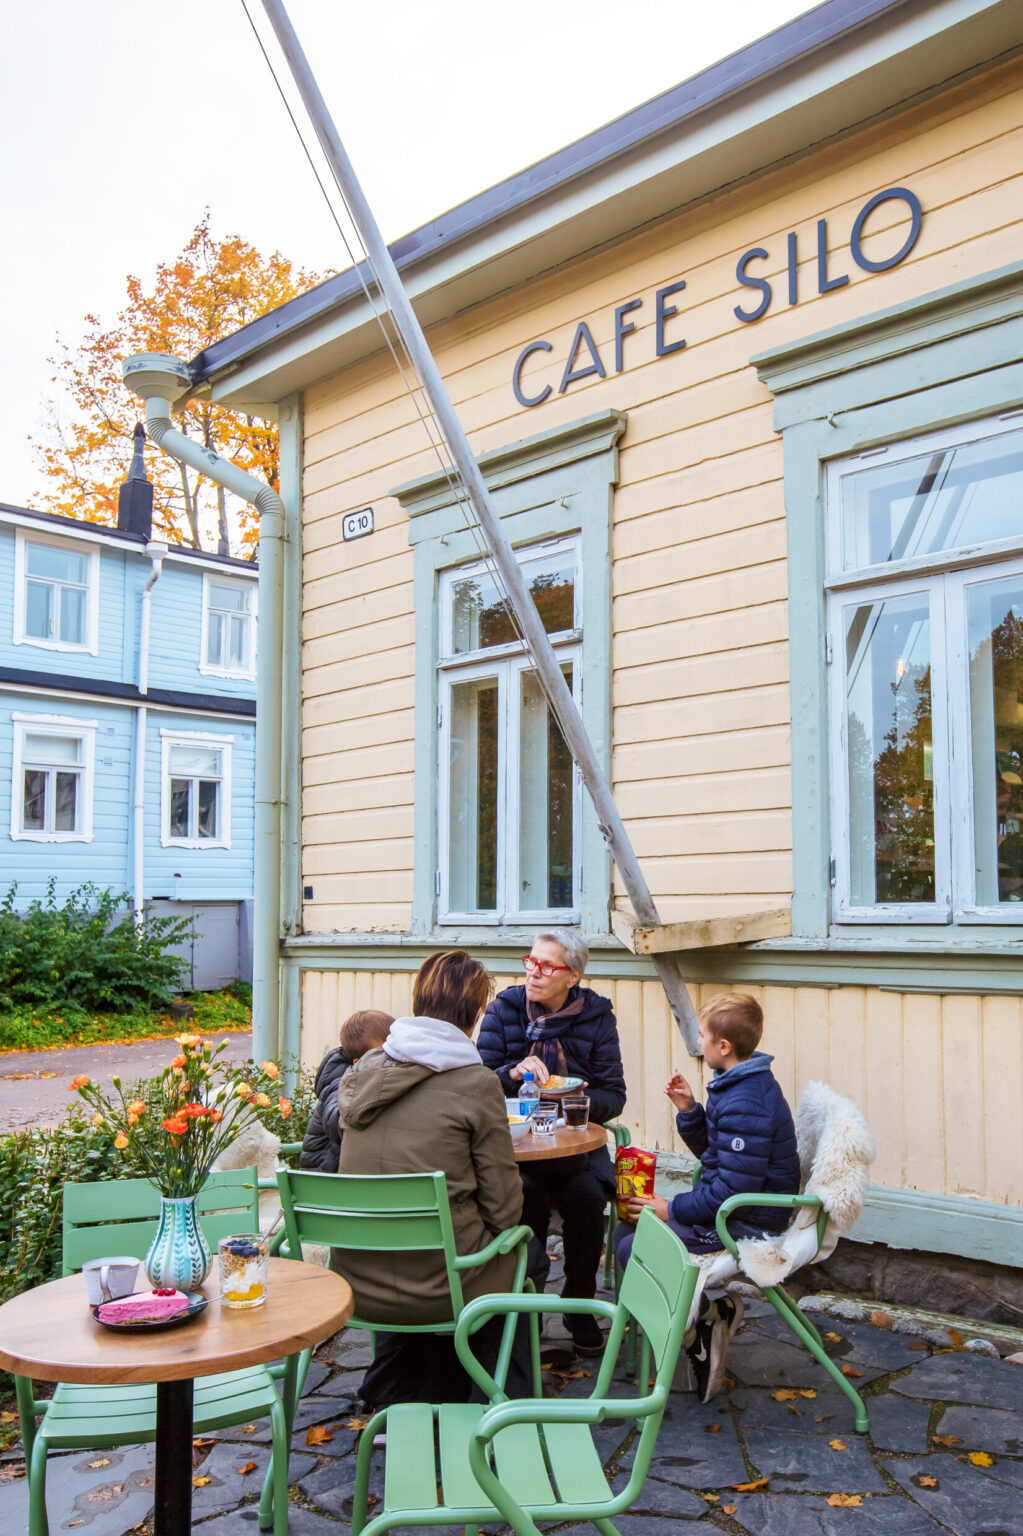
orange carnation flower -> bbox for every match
[254,1092,272,1108]
[162,1116,188,1135]
[91,1112,104,1126]
[278,1097,292,1119]
[68,1074,90,1091]
[174,1032,202,1048]
[260,1061,280,1079]
[208,1108,224,1123]
[114,1132,129,1150]
[127,1100,146,1116]
[179,1103,207,1119]
[170,1055,186,1070]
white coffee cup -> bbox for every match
[83,1256,140,1305]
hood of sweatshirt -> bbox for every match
[707,1050,775,1093]
[337,1016,481,1131]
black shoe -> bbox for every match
[686,1310,732,1403]
[716,1291,745,1339]
[564,1312,605,1356]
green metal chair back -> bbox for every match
[61,1168,261,1275]
[276,1168,467,1323]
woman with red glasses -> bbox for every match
[477,931,626,1355]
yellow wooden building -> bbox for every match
[192,0,1023,1273]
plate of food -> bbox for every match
[536,1075,584,1096]
[92,1287,208,1333]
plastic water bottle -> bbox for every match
[517,1071,540,1117]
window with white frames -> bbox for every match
[827,418,1023,922]
[437,539,580,923]
[10,716,95,841]
[13,531,98,653]
[160,731,232,849]
[201,576,256,676]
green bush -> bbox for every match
[0,881,190,1016]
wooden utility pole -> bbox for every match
[259,0,701,1052]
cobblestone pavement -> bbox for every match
[3,1269,1023,1533]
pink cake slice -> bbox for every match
[97,1288,190,1323]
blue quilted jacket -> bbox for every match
[477,985,626,1191]
[670,1053,800,1237]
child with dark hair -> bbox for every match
[299,1009,394,1172]
[615,992,799,1401]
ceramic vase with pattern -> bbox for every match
[144,1194,212,1291]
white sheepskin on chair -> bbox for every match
[214,1121,281,1228]
[690,1081,876,1296]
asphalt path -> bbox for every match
[0,1030,253,1132]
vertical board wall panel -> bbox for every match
[940,994,985,1199]
[864,991,906,1190]
[900,995,945,1195]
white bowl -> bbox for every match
[505,1101,532,1141]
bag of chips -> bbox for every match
[615,1144,657,1221]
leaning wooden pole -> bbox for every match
[259,0,700,1053]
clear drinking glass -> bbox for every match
[530,1103,558,1137]
[563,1094,590,1130]
[218,1232,269,1309]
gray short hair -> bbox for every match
[534,929,588,974]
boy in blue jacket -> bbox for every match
[616,992,800,1400]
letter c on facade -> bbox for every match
[512,340,553,408]
[850,188,923,273]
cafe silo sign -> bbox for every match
[511,187,923,408]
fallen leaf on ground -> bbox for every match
[704,1423,720,1433]
[723,1505,737,1515]
[798,1389,817,1399]
[968,1451,995,1466]
[841,1364,863,1377]
[192,1477,211,1488]
[69,1523,84,1528]
[700,1492,719,1503]
[192,1437,215,1450]
[346,1416,370,1432]
[88,1459,111,1468]
[241,1424,258,1433]
[237,1462,257,1475]
[869,1310,893,1328]
[0,1411,18,1423]
[933,1434,960,1447]
[824,1331,843,1343]
[771,1388,798,1401]
[828,1439,847,1450]
[915,1475,939,1488]
[0,1465,26,1481]
[815,1415,836,1424]
[733,1477,770,1492]
[827,1493,862,1507]
[947,1328,964,1348]
[306,1425,333,1446]
[907,1341,930,1351]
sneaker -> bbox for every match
[686,1309,734,1403]
[564,1312,605,1356]
[716,1291,745,1339]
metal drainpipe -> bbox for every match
[133,545,166,923]
[122,354,284,1064]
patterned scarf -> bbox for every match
[525,988,586,1073]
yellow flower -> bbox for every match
[175,1032,202,1048]
[254,1092,272,1108]
[127,1100,145,1116]
[260,1061,280,1079]
[114,1132,129,1150]
[127,1112,140,1127]
[91,1112,104,1126]
[234,1082,252,1098]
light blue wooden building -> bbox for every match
[0,429,257,988]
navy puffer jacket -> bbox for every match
[477,985,627,1126]
[670,1053,799,1236]
[299,1047,353,1171]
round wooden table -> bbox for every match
[513,1121,608,1161]
[0,1257,353,1536]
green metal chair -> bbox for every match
[350,1208,699,1536]
[15,1169,300,1536]
[275,1167,537,1392]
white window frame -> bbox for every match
[826,415,1023,926]
[160,729,233,849]
[436,537,582,925]
[199,573,257,679]
[13,528,99,655]
[10,713,96,842]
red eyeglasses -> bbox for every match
[522,956,572,977]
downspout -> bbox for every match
[122,353,284,1063]
[133,544,165,923]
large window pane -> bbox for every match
[228,614,248,668]
[967,575,1023,905]
[844,593,935,904]
[169,744,221,777]
[25,580,52,639]
[26,544,87,583]
[210,582,247,612]
[519,665,574,909]
[197,780,219,840]
[24,733,80,765]
[451,557,575,653]
[207,612,224,667]
[22,770,45,831]
[170,781,191,839]
[58,586,85,645]
[841,429,1023,569]
[54,772,78,832]
[448,677,498,911]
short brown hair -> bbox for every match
[412,950,493,1035]
[700,992,763,1058]
[340,1009,393,1060]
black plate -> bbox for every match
[92,1292,208,1333]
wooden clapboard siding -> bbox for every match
[298,60,1023,934]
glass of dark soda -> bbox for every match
[563,1094,590,1130]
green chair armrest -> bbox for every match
[474,1386,667,1442]
[714,1192,824,1261]
[452,1225,533,1270]
[605,1123,631,1149]
[453,1293,620,1401]
[279,1142,302,1156]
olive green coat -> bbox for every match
[335,1040,522,1326]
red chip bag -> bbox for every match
[615,1144,657,1220]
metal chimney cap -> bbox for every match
[122,353,193,404]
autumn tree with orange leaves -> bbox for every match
[33,212,323,555]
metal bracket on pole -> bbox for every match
[259,0,701,1055]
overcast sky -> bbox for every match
[0,0,814,509]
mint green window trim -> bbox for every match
[393,409,626,941]
[754,259,1023,950]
